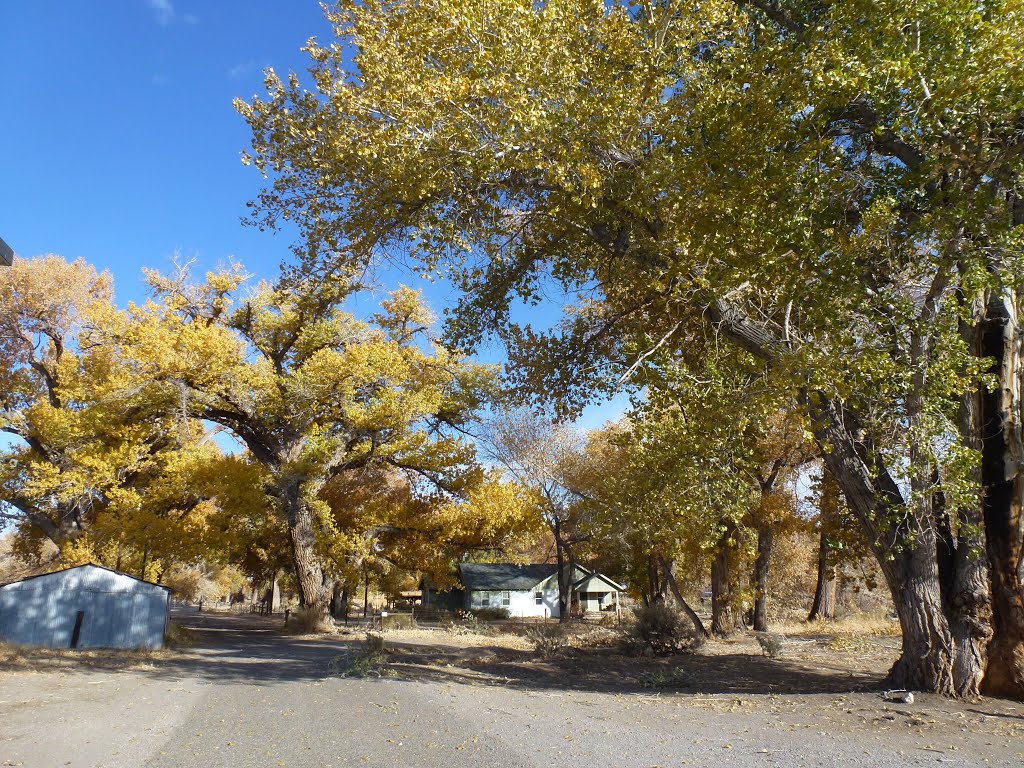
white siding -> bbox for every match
[0,565,170,649]
[468,583,561,618]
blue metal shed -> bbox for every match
[0,564,171,649]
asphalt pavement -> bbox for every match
[1,609,1020,767]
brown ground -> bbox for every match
[3,611,1022,767]
[373,622,902,696]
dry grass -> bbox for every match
[382,625,533,651]
[779,610,901,638]
[0,641,170,673]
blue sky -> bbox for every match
[2,1,628,431]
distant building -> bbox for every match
[0,237,12,266]
[423,562,625,619]
[0,564,171,649]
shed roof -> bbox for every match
[0,563,171,592]
[459,563,559,591]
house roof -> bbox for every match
[572,571,626,592]
[0,563,172,591]
[459,563,559,591]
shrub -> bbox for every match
[332,633,391,678]
[286,606,334,634]
[526,624,568,658]
[627,603,702,656]
[164,622,196,648]
[382,613,416,630]
[469,607,511,621]
[755,632,786,658]
[637,667,693,688]
[447,610,496,636]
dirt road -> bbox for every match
[1,610,1021,767]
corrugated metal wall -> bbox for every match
[0,565,170,649]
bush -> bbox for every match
[333,633,391,678]
[382,613,416,630]
[469,607,511,621]
[627,604,702,656]
[755,632,786,658]
[286,606,334,634]
[164,622,196,649]
[526,624,568,658]
[637,667,694,688]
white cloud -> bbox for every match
[146,0,175,26]
[228,60,257,80]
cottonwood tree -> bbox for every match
[119,267,497,625]
[238,0,1024,696]
[63,445,274,582]
[319,464,542,617]
[578,419,715,638]
[0,256,197,555]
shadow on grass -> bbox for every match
[381,639,885,696]
[7,609,888,696]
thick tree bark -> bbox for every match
[938,316,994,698]
[330,579,346,620]
[979,289,1024,699]
[714,293,991,694]
[807,529,836,622]
[711,521,738,636]
[282,484,332,628]
[808,396,965,695]
[340,581,351,624]
[885,540,958,694]
[751,521,773,632]
[657,554,710,639]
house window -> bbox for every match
[501,591,511,607]
[535,591,543,605]
[480,592,491,607]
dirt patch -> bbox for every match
[371,625,900,695]
[362,625,1024,757]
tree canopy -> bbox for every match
[238,0,1024,697]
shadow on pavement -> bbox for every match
[100,609,887,696]
[137,608,360,684]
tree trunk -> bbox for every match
[567,546,580,619]
[340,581,351,625]
[979,288,1024,699]
[282,485,332,629]
[711,521,738,636]
[936,317,994,698]
[807,529,836,622]
[554,520,572,622]
[647,551,665,604]
[751,521,773,632]
[330,580,345,620]
[657,554,710,639]
[809,395,968,695]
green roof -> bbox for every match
[459,563,559,591]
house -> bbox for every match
[0,564,171,649]
[423,562,625,619]
[0,237,12,266]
